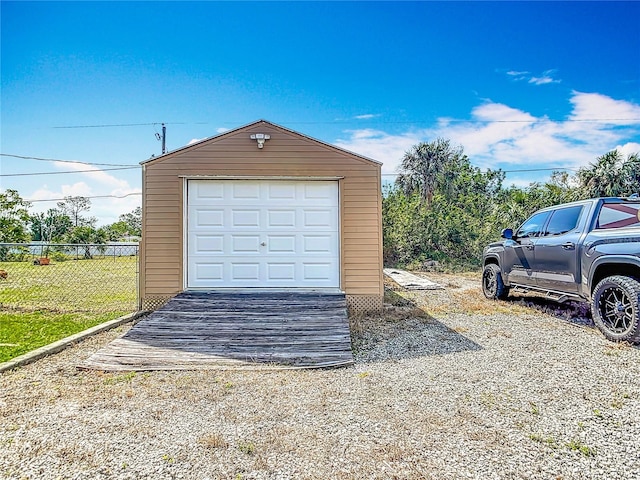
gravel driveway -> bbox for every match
[2,272,639,479]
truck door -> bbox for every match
[532,205,584,294]
[503,210,551,287]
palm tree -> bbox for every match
[621,153,640,195]
[395,138,463,205]
[577,150,640,198]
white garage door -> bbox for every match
[187,180,339,288]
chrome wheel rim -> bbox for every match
[598,286,634,335]
[483,269,496,296]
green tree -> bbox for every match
[396,138,464,206]
[57,196,93,227]
[384,144,506,269]
[29,208,73,242]
[118,206,142,236]
[104,221,130,241]
[0,189,31,243]
[66,226,107,259]
[576,150,640,198]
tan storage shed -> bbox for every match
[139,120,383,314]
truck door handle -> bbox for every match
[562,242,575,250]
[525,244,534,250]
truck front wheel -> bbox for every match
[591,275,640,343]
[482,264,510,300]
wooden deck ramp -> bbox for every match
[80,291,354,371]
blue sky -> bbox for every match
[2,1,639,225]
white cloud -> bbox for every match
[26,164,142,226]
[216,127,230,134]
[334,129,422,173]
[506,69,560,85]
[569,91,640,123]
[617,142,640,156]
[188,138,205,145]
[52,161,132,190]
[507,70,530,76]
[333,92,640,177]
[354,114,380,120]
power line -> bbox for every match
[0,166,140,177]
[381,166,579,176]
[51,122,185,129]
[1,153,137,167]
[47,118,640,129]
[26,192,142,203]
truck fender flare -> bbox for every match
[483,253,501,267]
[588,255,640,289]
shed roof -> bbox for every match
[140,119,382,167]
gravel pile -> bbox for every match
[2,272,639,479]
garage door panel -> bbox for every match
[188,180,338,288]
[231,235,260,253]
[267,210,296,227]
[232,183,260,199]
[232,210,260,227]
[268,183,296,199]
[303,209,336,228]
[194,209,224,227]
[194,263,224,281]
[194,182,224,199]
[267,235,296,253]
[304,183,335,201]
[194,235,224,253]
[267,263,296,281]
[231,263,260,280]
[303,263,334,280]
[303,235,334,253]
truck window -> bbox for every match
[543,205,583,236]
[597,203,640,229]
[516,211,551,238]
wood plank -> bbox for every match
[79,291,353,371]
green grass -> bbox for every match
[0,256,137,313]
[0,310,126,362]
[0,255,137,362]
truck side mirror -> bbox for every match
[501,228,514,240]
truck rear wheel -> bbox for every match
[591,275,640,343]
[482,264,509,300]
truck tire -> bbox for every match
[482,264,510,300]
[591,275,640,343]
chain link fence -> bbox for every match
[0,243,139,314]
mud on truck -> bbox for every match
[482,196,640,343]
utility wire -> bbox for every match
[1,153,138,167]
[26,192,142,203]
[0,166,140,177]
[381,167,579,176]
[49,118,640,128]
[51,122,185,129]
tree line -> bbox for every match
[0,192,141,247]
[2,142,638,269]
[384,141,639,270]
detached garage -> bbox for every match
[139,120,383,314]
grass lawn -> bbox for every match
[0,255,137,362]
[0,256,137,312]
[0,310,127,363]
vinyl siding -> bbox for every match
[140,121,382,304]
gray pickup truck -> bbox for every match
[482,196,640,343]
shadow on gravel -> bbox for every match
[507,294,594,328]
[351,289,483,363]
